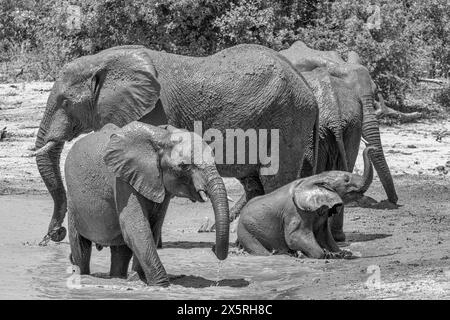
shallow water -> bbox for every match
[0,194,322,300]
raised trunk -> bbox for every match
[35,83,68,241]
[204,166,230,260]
[359,146,374,193]
[361,95,398,203]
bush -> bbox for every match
[433,86,450,110]
[1,0,449,110]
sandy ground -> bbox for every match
[0,81,449,299]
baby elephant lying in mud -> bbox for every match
[237,147,375,259]
[65,122,229,286]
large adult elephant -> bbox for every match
[299,67,374,241]
[279,41,398,205]
[34,44,319,244]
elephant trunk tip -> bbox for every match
[359,146,376,193]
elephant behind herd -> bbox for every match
[31,41,400,283]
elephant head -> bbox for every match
[325,53,398,204]
[292,147,374,259]
[103,122,230,261]
[34,47,162,243]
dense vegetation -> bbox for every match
[1,0,449,109]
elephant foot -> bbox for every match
[323,249,354,259]
[39,226,67,246]
[369,200,399,210]
[331,229,346,242]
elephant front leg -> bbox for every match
[329,205,346,242]
[118,192,169,287]
[316,218,340,253]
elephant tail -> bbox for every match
[311,109,320,175]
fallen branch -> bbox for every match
[374,95,422,123]
[417,78,448,85]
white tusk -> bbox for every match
[30,141,57,157]
[361,137,369,146]
[227,196,234,202]
[199,190,208,202]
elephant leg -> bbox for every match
[131,255,146,282]
[68,211,92,275]
[157,235,162,249]
[316,218,341,252]
[335,132,349,172]
[110,245,133,278]
[330,205,346,242]
[148,197,171,249]
[285,216,324,259]
[117,188,169,286]
[230,176,264,221]
[237,223,271,256]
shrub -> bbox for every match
[433,86,450,110]
[1,0,449,111]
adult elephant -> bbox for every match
[279,41,398,205]
[34,44,319,244]
[299,68,375,241]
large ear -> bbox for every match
[292,181,343,212]
[103,122,167,203]
[90,49,161,128]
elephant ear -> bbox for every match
[103,122,167,203]
[292,181,343,212]
[91,49,161,128]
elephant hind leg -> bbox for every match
[68,212,92,275]
[110,245,133,278]
[237,223,271,256]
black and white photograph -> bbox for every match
[0,0,449,301]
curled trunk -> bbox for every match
[361,95,398,203]
[359,146,374,193]
[203,166,230,260]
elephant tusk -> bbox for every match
[361,137,369,146]
[227,196,234,202]
[30,141,57,157]
[199,190,208,202]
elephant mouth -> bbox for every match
[327,204,343,217]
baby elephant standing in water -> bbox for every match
[65,122,230,286]
[237,147,375,259]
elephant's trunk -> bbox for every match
[361,94,398,203]
[35,83,69,242]
[204,166,230,260]
[358,146,374,193]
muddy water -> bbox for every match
[0,194,322,300]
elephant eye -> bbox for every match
[344,175,351,183]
